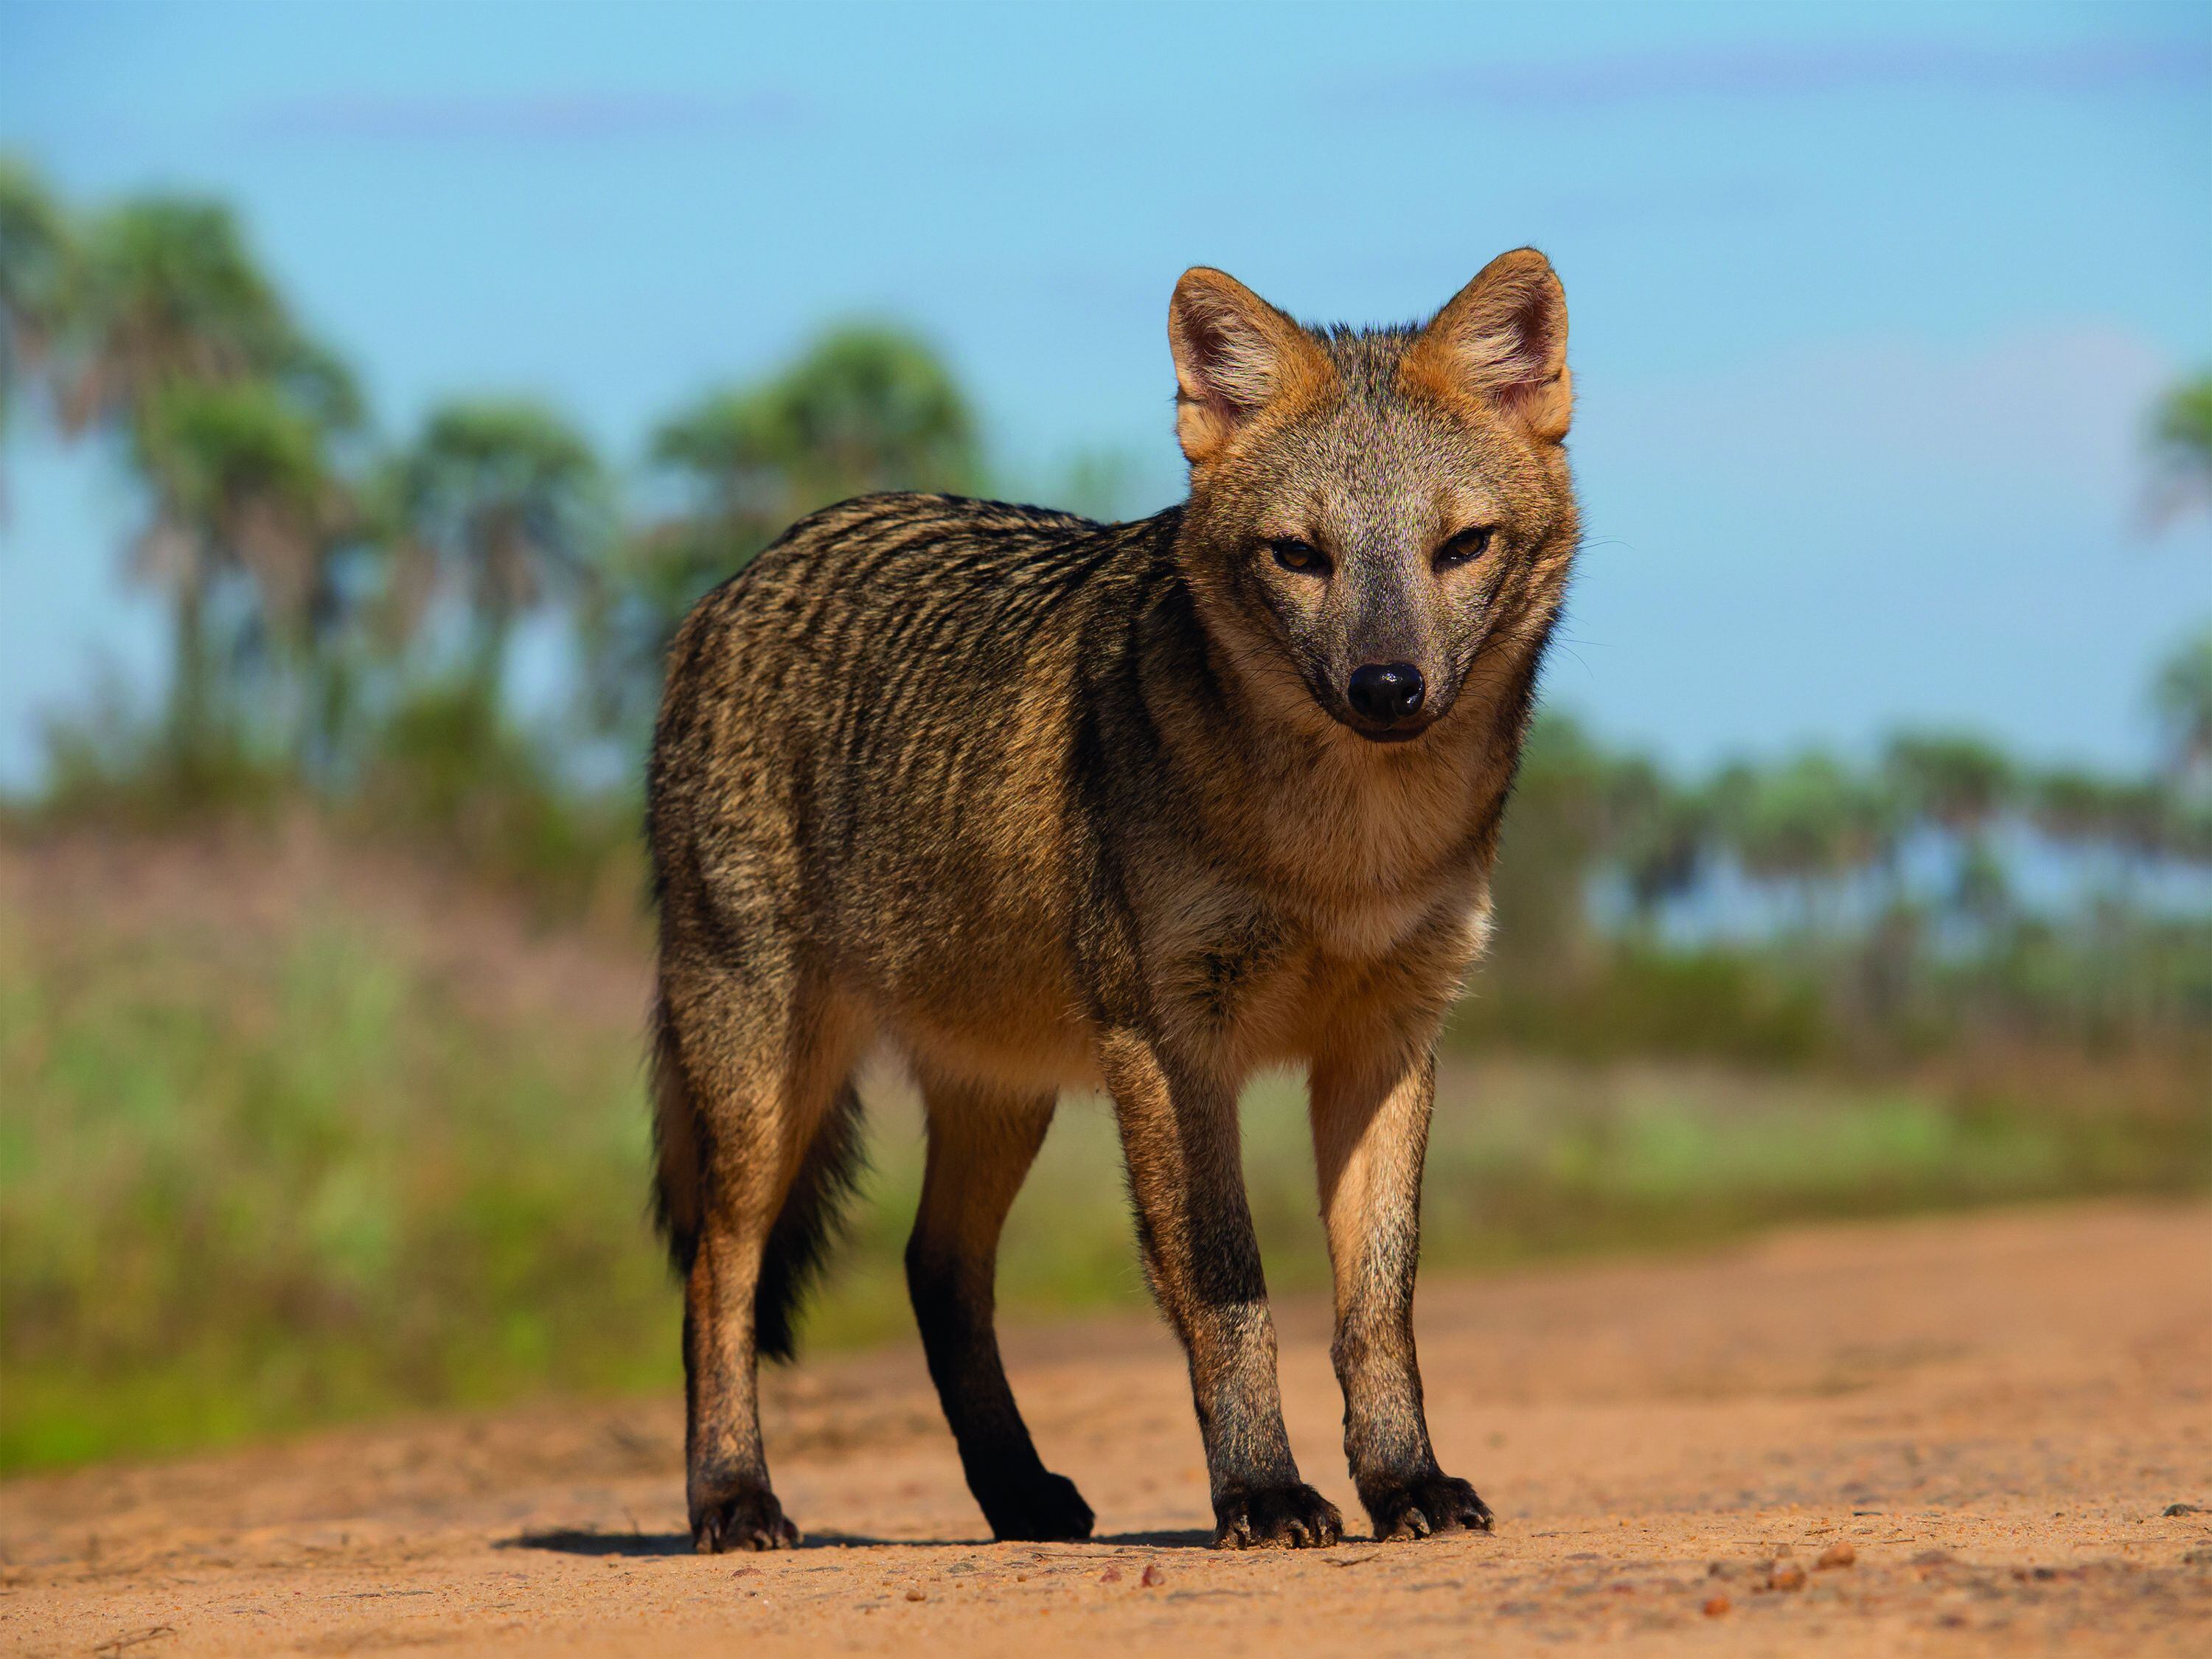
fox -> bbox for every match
[647,248,1578,1552]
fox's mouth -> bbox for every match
[1325,700,1438,745]
[1349,720,1428,744]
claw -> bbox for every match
[1212,1483,1343,1551]
[691,1486,799,1554]
[1366,1474,1493,1543]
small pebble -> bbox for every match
[903,1588,925,1602]
[1099,1565,1121,1584]
[1817,1542,1857,1570]
[1772,1564,1807,1592]
[1139,1562,1165,1587]
[1703,1595,1731,1617]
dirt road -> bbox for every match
[5,1203,2208,1657]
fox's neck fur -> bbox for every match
[1094,507,1555,965]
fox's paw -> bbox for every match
[982,1470,1096,1543]
[1214,1482,1343,1550]
[1363,1472,1494,1542]
[692,1485,800,1553]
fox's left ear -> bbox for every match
[1407,248,1571,442]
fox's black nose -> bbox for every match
[1347,662,1425,725]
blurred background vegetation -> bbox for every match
[2,157,2207,1474]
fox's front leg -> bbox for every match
[1098,1031,1343,1549]
[1310,1043,1492,1541]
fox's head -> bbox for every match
[1168,251,1578,747]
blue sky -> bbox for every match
[1,0,2207,784]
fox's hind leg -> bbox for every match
[659,959,864,1553]
[905,1077,1094,1541]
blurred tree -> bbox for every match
[1051,447,1145,523]
[2146,372,2212,525]
[655,323,978,521]
[1883,731,2018,938]
[1594,754,1708,928]
[1485,713,1618,983]
[1883,733,2014,835]
[56,194,364,763]
[0,155,74,455]
[1713,751,1894,933]
[393,399,611,714]
[2151,628,2212,783]
[585,324,979,734]
[131,378,355,764]
[2030,767,2120,850]
[58,197,349,431]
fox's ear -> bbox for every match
[1408,248,1571,442]
[1169,268,1326,467]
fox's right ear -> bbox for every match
[1168,268,1325,467]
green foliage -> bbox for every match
[2152,626,2212,779]
[29,689,296,827]
[391,398,613,699]
[584,324,982,734]
[2149,371,2212,521]
[0,905,669,1471]
[1711,750,1896,891]
[651,322,979,517]
[0,154,74,437]
[4,167,2210,1479]
[1454,945,1833,1068]
[61,193,349,433]
[4,880,2197,1472]
[355,680,641,914]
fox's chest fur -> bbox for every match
[866,723,1497,1093]
[1124,731,1501,1068]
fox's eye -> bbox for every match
[1268,537,1329,575]
[1435,525,1494,570]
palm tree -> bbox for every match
[585,324,978,736]
[0,155,74,452]
[56,193,364,759]
[1714,751,1893,935]
[1883,731,2017,940]
[1599,754,1708,928]
[1883,732,2012,830]
[60,197,311,431]
[131,378,351,764]
[392,398,611,712]
[653,324,978,532]
[2147,372,2212,524]
[2151,629,2212,783]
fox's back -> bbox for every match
[649,493,1166,1081]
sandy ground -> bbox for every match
[4,1202,2209,1658]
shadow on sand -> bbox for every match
[502,1526,1217,1558]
